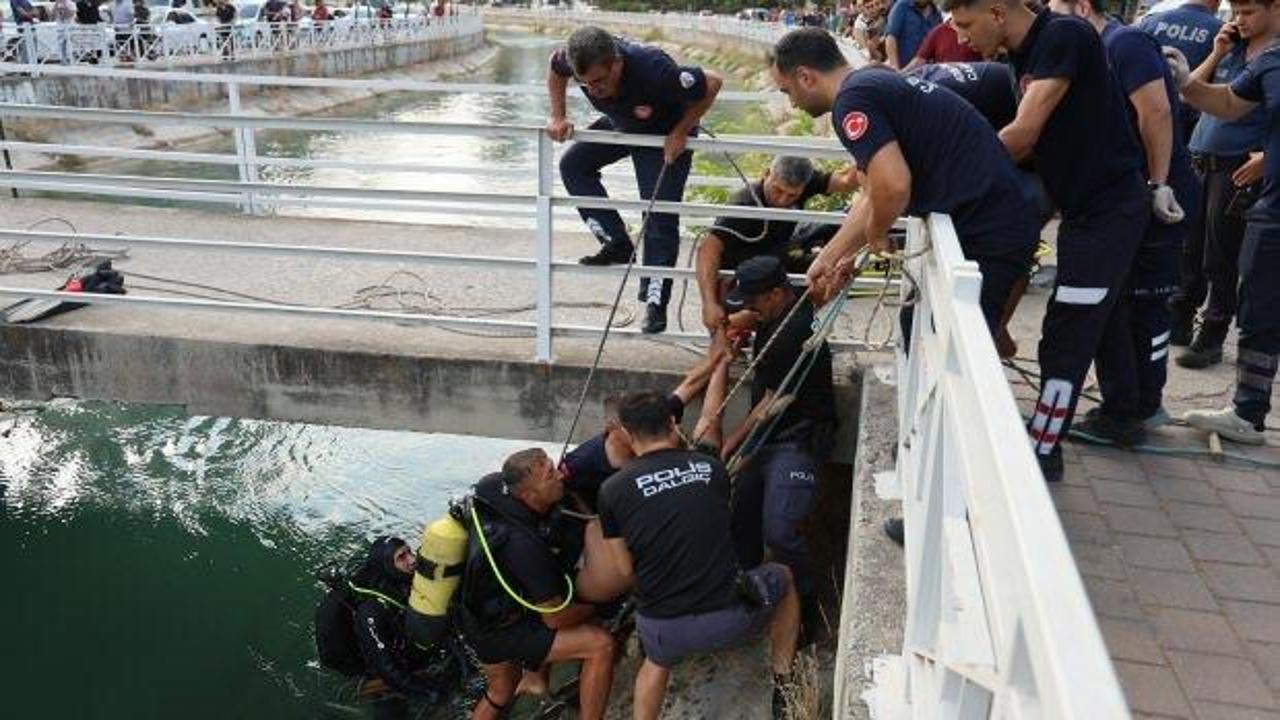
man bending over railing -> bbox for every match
[546,25,723,335]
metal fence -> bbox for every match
[0,12,481,68]
[854,215,1130,719]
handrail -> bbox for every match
[852,215,1131,719]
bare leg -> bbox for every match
[768,566,801,674]
[515,666,548,697]
[692,350,731,450]
[472,662,519,720]
[633,658,671,720]
[576,519,634,602]
[544,624,616,720]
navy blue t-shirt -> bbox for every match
[558,393,685,511]
[550,40,708,135]
[1008,11,1144,216]
[1139,4,1222,140]
[884,0,941,66]
[1101,23,1196,201]
[906,61,1019,130]
[831,66,1036,258]
[1229,46,1280,221]
[1189,42,1271,157]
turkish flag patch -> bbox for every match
[842,111,869,141]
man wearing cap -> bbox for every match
[695,156,858,334]
[547,25,724,334]
[721,254,836,643]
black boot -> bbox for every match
[1072,407,1147,447]
[883,517,904,546]
[578,242,634,266]
[1175,322,1228,369]
[641,303,667,334]
[1169,308,1195,347]
[1038,445,1064,483]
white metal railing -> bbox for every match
[855,215,1129,719]
[483,7,866,66]
[0,12,480,68]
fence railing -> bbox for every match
[854,215,1130,719]
[0,12,480,68]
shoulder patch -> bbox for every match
[679,70,696,89]
[841,111,869,142]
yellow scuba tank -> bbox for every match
[405,509,468,647]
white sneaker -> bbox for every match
[1183,407,1266,445]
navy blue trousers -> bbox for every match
[730,441,818,598]
[1171,157,1249,327]
[1234,218,1280,427]
[1031,183,1149,456]
[1098,179,1199,421]
[558,116,694,307]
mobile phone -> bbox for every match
[1227,22,1243,43]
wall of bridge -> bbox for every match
[0,25,484,109]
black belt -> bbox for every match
[1192,153,1249,174]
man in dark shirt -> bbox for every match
[1168,40,1280,445]
[948,0,1151,481]
[885,0,942,68]
[768,29,1038,338]
[1172,0,1274,367]
[598,391,801,720]
[713,256,835,618]
[1041,0,1197,441]
[695,155,857,333]
[458,450,616,720]
[547,26,724,334]
[1139,0,1224,141]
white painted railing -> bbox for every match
[0,12,480,68]
[857,215,1129,719]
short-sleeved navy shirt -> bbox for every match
[884,0,941,66]
[710,170,833,269]
[1008,11,1143,216]
[1229,46,1280,221]
[905,61,1019,131]
[550,40,708,135]
[750,294,835,438]
[558,393,685,511]
[831,66,1037,258]
[1101,23,1196,199]
[1189,42,1271,157]
[1138,3,1222,73]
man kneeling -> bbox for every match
[458,449,616,720]
[597,392,801,720]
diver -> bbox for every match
[456,449,618,720]
[315,536,449,720]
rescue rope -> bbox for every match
[468,502,574,614]
[558,162,671,464]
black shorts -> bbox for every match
[462,615,555,671]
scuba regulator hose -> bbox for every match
[469,502,574,615]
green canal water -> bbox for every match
[0,400,556,718]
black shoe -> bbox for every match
[641,303,667,334]
[1169,311,1195,347]
[771,674,793,720]
[578,242,633,266]
[883,517,904,547]
[1073,407,1147,447]
[1175,322,1228,369]
[1038,446,1064,483]
[798,594,822,648]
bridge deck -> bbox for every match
[2,197,1278,718]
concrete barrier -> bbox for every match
[0,25,484,109]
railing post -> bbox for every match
[227,81,261,215]
[535,130,554,364]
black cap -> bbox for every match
[725,255,788,309]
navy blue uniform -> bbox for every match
[832,66,1037,342]
[1227,46,1280,428]
[1175,42,1272,333]
[1138,2,1222,142]
[1008,11,1150,460]
[552,40,708,309]
[1098,22,1200,421]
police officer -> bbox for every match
[547,26,724,334]
[948,0,1151,481]
[768,29,1039,336]
[1171,0,1274,367]
[1138,0,1223,141]
[1045,0,1197,441]
[1167,32,1280,445]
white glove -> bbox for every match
[1151,183,1186,224]
[1162,46,1191,89]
